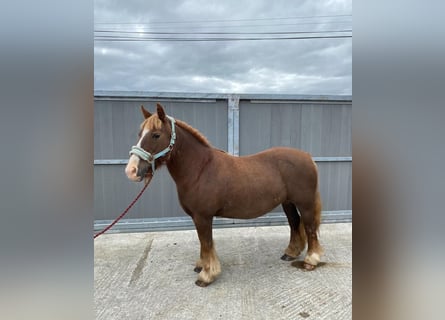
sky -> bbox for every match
[94,0,352,95]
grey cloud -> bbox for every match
[95,0,351,94]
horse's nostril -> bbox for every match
[137,165,148,178]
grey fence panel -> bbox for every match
[317,162,352,211]
[239,101,351,157]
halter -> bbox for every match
[129,115,176,174]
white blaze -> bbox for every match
[137,129,149,147]
[125,129,149,180]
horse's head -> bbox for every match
[125,103,176,182]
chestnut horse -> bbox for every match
[125,103,323,287]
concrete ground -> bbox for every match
[95,223,351,320]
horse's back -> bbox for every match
[249,147,318,189]
[248,146,312,163]
[215,146,316,179]
[237,147,315,175]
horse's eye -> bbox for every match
[152,133,161,139]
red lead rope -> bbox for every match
[94,180,150,239]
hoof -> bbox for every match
[195,280,210,287]
[281,254,297,261]
[303,262,316,271]
[194,266,202,273]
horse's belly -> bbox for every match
[220,193,285,219]
[220,207,277,219]
[218,171,287,219]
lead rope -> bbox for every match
[94,177,151,239]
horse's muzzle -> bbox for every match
[125,157,152,182]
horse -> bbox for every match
[125,103,323,287]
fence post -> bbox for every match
[227,95,240,156]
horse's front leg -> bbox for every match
[192,215,221,287]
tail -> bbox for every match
[312,158,322,233]
[314,189,322,233]
[298,189,322,243]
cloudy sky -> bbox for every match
[94,0,351,95]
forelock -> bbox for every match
[141,114,162,131]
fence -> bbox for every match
[94,91,351,232]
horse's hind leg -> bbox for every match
[281,202,307,261]
[298,191,324,270]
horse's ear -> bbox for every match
[141,105,152,119]
[156,103,166,122]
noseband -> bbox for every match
[129,115,176,174]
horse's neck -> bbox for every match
[166,125,211,184]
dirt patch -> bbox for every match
[129,239,153,286]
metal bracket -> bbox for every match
[228,95,240,156]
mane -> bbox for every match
[175,119,212,147]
